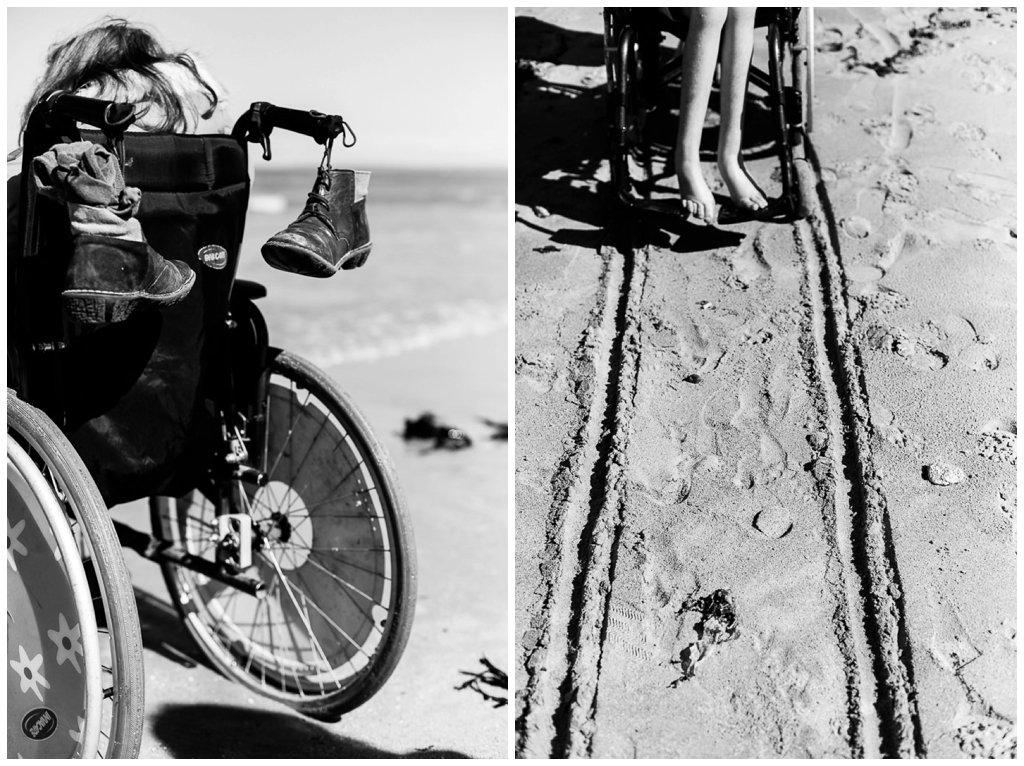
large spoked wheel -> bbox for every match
[152,349,417,720]
[7,391,145,759]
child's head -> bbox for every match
[21,17,222,137]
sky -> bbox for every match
[7,7,508,169]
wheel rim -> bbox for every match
[163,372,401,699]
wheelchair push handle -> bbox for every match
[255,103,351,146]
[43,91,137,132]
[234,102,356,162]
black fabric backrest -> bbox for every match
[56,131,251,504]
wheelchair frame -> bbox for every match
[604,7,814,222]
[8,92,416,757]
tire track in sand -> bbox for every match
[515,242,625,758]
[537,149,926,758]
[797,141,925,758]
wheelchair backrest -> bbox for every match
[10,127,251,505]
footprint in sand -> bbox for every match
[954,717,1018,759]
[634,535,709,669]
[879,166,920,205]
[728,372,806,491]
[861,117,913,153]
[932,314,1002,373]
[976,419,1016,465]
[630,417,697,507]
[963,344,1000,372]
[864,323,949,371]
[950,123,1003,162]
[967,145,1002,163]
[646,314,723,383]
[631,456,693,507]
[961,52,1017,94]
[853,284,911,315]
[841,216,873,239]
[870,403,925,455]
[951,122,987,143]
[752,503,793,540]
[905,102,936,126]
[728,228,772,289]
[515,352,561,394]
[606,598,657,663]
[874,227,937,276]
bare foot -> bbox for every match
[718,156,768,211]
[678,164,717,224]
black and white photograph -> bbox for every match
[516,7,1016,759]
[7,7,507,758]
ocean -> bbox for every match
[236,166,508,367]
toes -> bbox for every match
[682,199,708,224]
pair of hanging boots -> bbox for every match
[34,142,370,325]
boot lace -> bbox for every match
[296,168,338,235]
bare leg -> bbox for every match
[717,7,767,211]
[675,7,727,224]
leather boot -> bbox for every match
[63,235,196,323]
[33,141,197,323]
[261,168,371,278]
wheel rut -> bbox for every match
[519,143,923,758]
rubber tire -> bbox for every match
[151,349,417,719]
[7,389,145,759]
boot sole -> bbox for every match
[63,270,196,324]
[262,242,372,278]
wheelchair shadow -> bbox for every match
[516,11,786,256]
[515,15,611,236]
[134,588,214,671]
[516,14,776,251]
[150,704,472,758]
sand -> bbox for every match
[515,7,1016,759]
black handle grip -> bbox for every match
[45,92,136,132]
[252,103,349,145]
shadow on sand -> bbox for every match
[516,13,786,255]
[134,587,212,671]
[135,592,474,758]
[150,704,472,759]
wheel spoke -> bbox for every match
[277,540,389,579]
[268,487,378,520]
[263,548,340,680]
[298,556,385,637]
[267,552,375,664]
[287,459,368,516]
[266,388,313,480]
[300,551,386,609]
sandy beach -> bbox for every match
[515,7,1015,758]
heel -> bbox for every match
[63,292,138,324]
[340,242,372,271]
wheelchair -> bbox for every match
[603,7,814,221]
[7,93,417,758]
